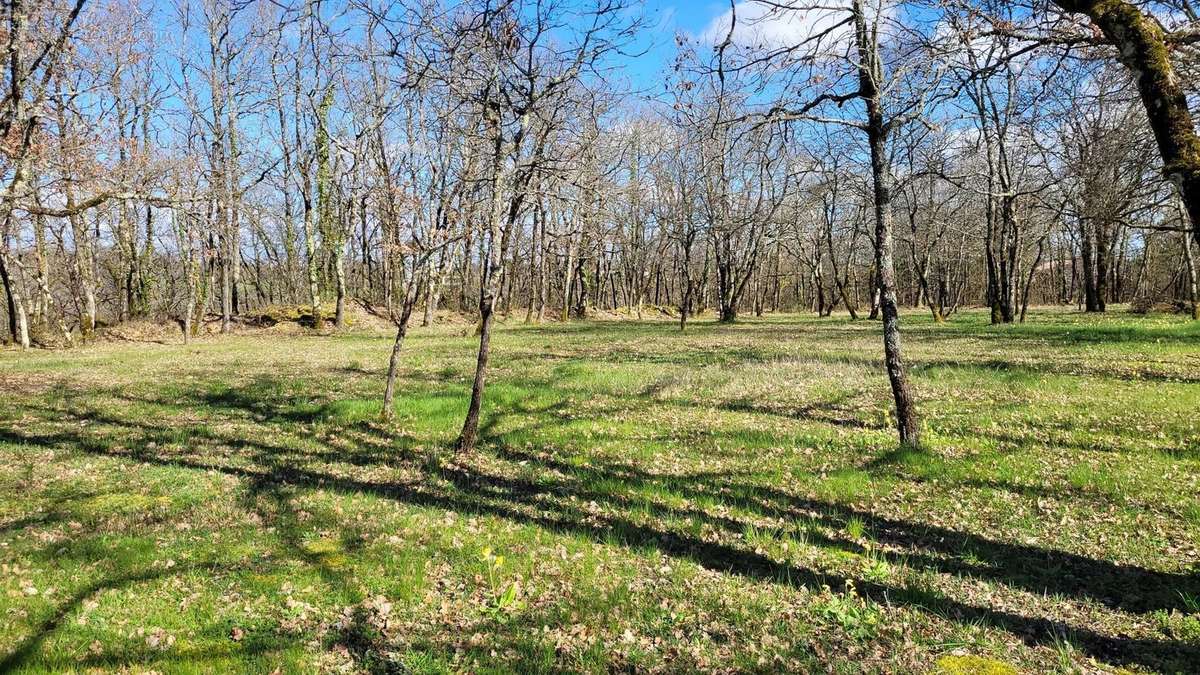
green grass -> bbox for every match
[1,308,1198,673]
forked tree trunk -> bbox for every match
[1019,236,1046,323]
[827,224,859,320]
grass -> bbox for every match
[0,308,1198,673]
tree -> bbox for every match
[0,0,88,348]
[388,0,643,453]
[708,0,938,445]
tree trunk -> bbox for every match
[458,294,495,452]
[303,213,322,330]
[1184,231,1200,320]
[457,105,514,454]
[381,290,419,420]
[423,263,439,327]
[220,237,233,333]
[868,147,920,445]
[334,247,347,329]
[60,186,99,340]
[422,248,446,327]
[12,281,29,349]
[1081,222,1100,312]
[827,222,859,320]
[1095,222,1110,312]
[855,0,920,446]
[0,251,29,348]
[1020,236,1046,323]
[998,197,1017,322]
[535,215,549,323]
[381,323,409,420]
[867,266,881,320]
[561,233,577,322]
[678,236,694,331]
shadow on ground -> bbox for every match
[2,362,1198,673]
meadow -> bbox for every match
[1,309,1198,673]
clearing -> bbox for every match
[1,310,1198,673]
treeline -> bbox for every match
[3,0,1200,446]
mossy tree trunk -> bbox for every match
[315,85,339,329]
[1054,0,1200,250]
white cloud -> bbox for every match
[697,1,855,50]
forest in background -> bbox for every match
[4,0,1200,449]
[4,0,1199,348]
[4,2,1200,671]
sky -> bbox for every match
[620,1,856,96]
[619,1,738,91]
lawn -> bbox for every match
[1,309,1198,673]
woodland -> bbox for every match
[1,0,1199,672]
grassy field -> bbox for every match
[1,308,1198,674]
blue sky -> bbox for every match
[619,1,731,91]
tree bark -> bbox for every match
[334,246,347,329]
[561,230,577,322]
[63,191,98,339]
[457,103,516,453]
[423,246,450,327]
[381,290,419,420]
[0,251,29,348]
[855,0,920,447]
[1184,231,1200,320]
[828,217,859,320]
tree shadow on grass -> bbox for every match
[0,570,165,672]
[153,445,1200,671]
[718,390,882,431]
[0,487,124,536]
[535,319,1200,384]
[4,373,1199,672]
[488,432,1200,615]
[0,558,262,673]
